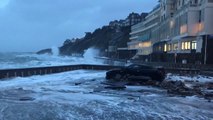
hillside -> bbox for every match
[59,26,131,56]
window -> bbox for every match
[181,42,184,50]
[164,44,167,52]
[173,43,178,50]
[192,41,197,50]
[168,44,171,51]
[199,10,201,22]
[181,41,191,50]
[171,13,174,17]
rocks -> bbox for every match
[203,92,213,98]
[19,97,35,101]
[104,75,212,100]
[159,80,195,96]
[104,85,126,90]
[75,82,82,86]
[206,82,213,89]
[158,80,213,100]
[160,81,187,90]
[102,81,127,90]
[36,48,52,55]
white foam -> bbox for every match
[0,52,105,69]
[0,70,212,119]
[51,46,59,56]
[166,73,213,82]
[83,48,102,64]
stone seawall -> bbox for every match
[0,65,122,79]
[0,64,204,80]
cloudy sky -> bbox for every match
[0,0,158,52]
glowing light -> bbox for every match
[164,44,167,52]
[198,22,204,32]
[180,25,187,34]
[139,41,151,48]
[170,20,174,28]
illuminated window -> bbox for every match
[181,41,191,50]
[164,44,167,52]
[182,42,184,50]
[198,22,204,32]
[168,44,171,51]
[192,41,197,50]
[185,42,188,49]
[187,42,190,49]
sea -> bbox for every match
[0,48,103,70]
[0,49,212,120]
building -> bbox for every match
[128,4,161,61]
[129,0,213,64]
[109,12,148,27]
[123,12,147,26]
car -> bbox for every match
[105,64,166,82]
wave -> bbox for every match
[0,52,104,70]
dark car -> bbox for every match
[106,64,166,82]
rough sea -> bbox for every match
[0,52,212,120]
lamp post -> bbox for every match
[174,46,178,64]
[204,35,208,64]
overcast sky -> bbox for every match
[0,0,158,52]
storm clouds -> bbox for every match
[0,0,157,52]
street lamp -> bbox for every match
[204,35,208,64]
[174,46,178,64]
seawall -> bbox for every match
[0,64,203,80]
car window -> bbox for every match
[127,64,153,69]
[127,64,139,69]
[139,65,153,69]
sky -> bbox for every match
[0,0,158,52]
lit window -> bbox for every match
[181,41,191,50]
[182,42,184,50]
[164,44,167,52]
[168,44,171,51]
[187,42,190,49]
[198,22,204,32]
[184,42,188,49]
[192,41,197,50]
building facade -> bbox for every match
[129,0,213,64]
[128,4,161,61]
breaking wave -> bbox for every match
[0,52,104,70]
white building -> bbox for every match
[129,0,213,63]
[128,4,161,55]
